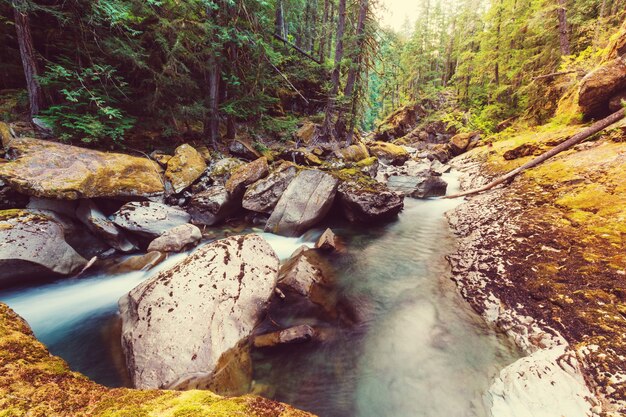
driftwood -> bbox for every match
[444,108,625,199]
[273,33,323,64]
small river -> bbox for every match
[0,172,519,417]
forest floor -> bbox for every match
[447,120,626,413]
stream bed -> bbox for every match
[0,172,520,417]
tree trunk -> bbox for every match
[556,0,571,56]
[275,0,285,37]
[319,0,330,61]
[444,109,625,199]
[204,61,221,148]
[321,0,347,141]
[13,0,42,119]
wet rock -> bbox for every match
[367,141,410,166]
[337,142,369,162]
[242,163,297,214]
[253,325,316,348]
[111,201,190,238]
[188,186,238,226]
[165,144,207,194]
[105,251,166,274]
[119,234,279,389]
[229,139,261,160]
[277,248,330,298]
[579,56,626,118]
[387,175,448,198]
[265,170,339,237]
[0,138,164,199]
[0,209,87,286]
[0,180,28,210]
[147,224,202,253]
[315,228,338,251]
[76,199,137,252]
[225,157,269,195]
[337,182,404,223]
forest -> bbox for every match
[1,0,626,417]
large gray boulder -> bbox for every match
[111,201,190,238]
[337,182,404,223]
[0,210,87,286]
[147,223,202,253]
[387,175,447,198]
[119,234,279,389]
[242,163,297,214]
[76,199,137,252]
[264,170,338,237]
[188,186,238,226]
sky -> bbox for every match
[377,0,420,31]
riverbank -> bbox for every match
[446,122,626,416]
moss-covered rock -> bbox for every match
[0,138,165,200]
[337,143,369,162]
[366,142,409,166]
[0,302,314,416]
[165,144,207,194]
[225,157,270,195]
[578,56,626,118]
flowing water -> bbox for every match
[0,172,519,416]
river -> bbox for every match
[0,172,519,417]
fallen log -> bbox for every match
[444,108,625,199]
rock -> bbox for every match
[188,186,238,226]
[355,156,379,177]
[449,132,480,156]
[111,201,190,238]
[0,121,13,147]
[27,197,77,218]
[119,234,279,389]
[150,151,172,167]
[165,144,207,194]
[315,228,338,251]
[147,224,202,252]
[106,251,166,274]
[242,163,297,214]
[608,89,626,112]
[279,148,322,166]
[387,175,448,198]
[367,141,410,166]
[431,160,451,175]
[253,325,315,348]
[295,121,318,144]
[76,199,137,252]
[0,209,87,286]
[225,157,269,195]
[229,139,261,160]
[0,180,28,210]
[374,104,421,141]
[579,56,626,118]
[208,158,245,186]
[0,138,164,199]
[277,249,329,297]
[265,170,339,237]
[337,182,404,223]
[337,142,369,162]
[503,143,541,160]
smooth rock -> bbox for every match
[225,157,269,195]
[188,186,238,226]
[278,249,328,297]
[111,201,190,238]
[165,144,207,193]
[253,325,316,348]
[449,132,479,156]
[388,175,448,198]
[106,251,166,274]
[119,234,279,389]
[337,182,404,223]
[27,197,77,218]
[265,170,339,237]
[76,199,137,252]
[147,224,201,252]
[315,228,338,251]
[242,163,297,214]
[0,210,87,286]
[367,141,410,166]
[0,138,164,199]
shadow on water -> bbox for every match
[0,172,520,416]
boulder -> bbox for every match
[374,105,421,141]
[387,175,448,198]
[279,148,323,166]
[609,89,626,112]
[337,182,404,223]
[188,186,238,226]
[229,139,261,160]
[315,228,338,251]
[367,141,410,166]
[76,199,137,252]
[0,209,87,286]
[355,156,379,177]
[147,224,202,252]
[27,197,77,218]
[253,325,316,348]
[150,151,172,167]
[165,144,207,194]
[0,180,28,210]
[449,132,479,156]
[111,201,190,238]
[119,234,279,389]
[225,157,269,195]
[337,142,370,162]
[242,163,297,214]
[0,121,13,147]
[295,121,318,144]
[265,170,339,237]
[208,158,245,185]
[0,138,164,199]
[277,249,330,298]
[579,56,626,118]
